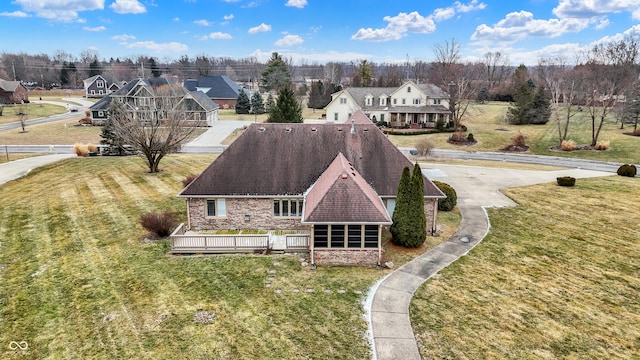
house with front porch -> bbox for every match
[325,80,451,128]
[176,111,445,266]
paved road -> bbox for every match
[0,153,76,185]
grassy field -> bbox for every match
[388,102,640,164]
[0,103,68,125]
[0,155,457,359]
[411,176,640,359]
[0,115,102,145]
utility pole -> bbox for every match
[12,61,16,81]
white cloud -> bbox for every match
[223,14,234,20]
[13,0,104,21]
[248,49,371,63]
[553,0,639,19]
[275,34,303,47]
[352,11,436,42]
[285,0,307,9]
[125,41,188,52]
[471,11,591,45]
[194,19,211,26]
[455,0,487,13]
[173,17,180,22]
[596,18,610,30]
[110,0,146,14]
[201,32,232,40]
[249,23,271,34]
[433,8,455,22]
[0,11,30,18]
[84,25,106,31]
[111,33,136,41]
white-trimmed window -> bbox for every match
[334,113,338,121]
[313,224,379,248]
[365,97,372,106]
[273,199,303,217]
[206,199,226,217]
[97,80,104,88]
[380,97,386,106]
[413,98,421,105]
[407,86,412,93]
[90,90,95,95]
[402,98,406,105]
[340,98,347,104]
[433,99,441,105]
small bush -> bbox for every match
[466,133,475,142]
[73,143,89,157]
[433,180,457,211]
[415,139,434,156]
[557,176,576,187]
[594,140,610,150]
[512,132,527,147]
[561,140,576,151]
[182,174,198,188]
[87,143,98,153]
[617,164,637,177]
[140,211,177,238]
[449,131,466,142]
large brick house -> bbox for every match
[177,111,445,266]
[325,80,451,128]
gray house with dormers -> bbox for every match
[325,80,452,128]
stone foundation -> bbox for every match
[313,249,380,266]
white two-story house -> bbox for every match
[325,80,452,128]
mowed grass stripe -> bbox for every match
[411,176,640,359]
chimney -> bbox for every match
[350,119,355,134]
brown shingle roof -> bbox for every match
[303,153,391,224]
[179,121,444,198]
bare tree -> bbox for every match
[107,85,197,173]
[483,51,510,90]
[538,57,580,145]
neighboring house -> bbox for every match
[89,78,219,126]
[0,78,29,104]
[183,75,244,109]
[83,74,122,98]
[176,110,445,266]
[325,80,451,128]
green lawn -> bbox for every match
[388,102,640,164]
[411,176,640,359]
[0,155,457,359]
[0,103,68,125]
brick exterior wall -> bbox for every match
[214,99,236,110]
[313,249,380,266]
[424,198,438,233]
[187,197,310,231]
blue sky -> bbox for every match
[1,0,639,65]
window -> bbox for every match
[380,114,385,122]
[273,199,303,217]
[366,98,372,106]
[433,99,441,105]
[97,80,104,88]
[98,90,103,95]
[334,113,339,121]
[330,225,345,248]
[348,225,362,248]
[402,98,406,105]
[380,98,386,106]
[313,225,328,247]
[90,90,95,95]
[206,199,226,217]
[393,99,397,105]
[407,86,411,93]
[364,225,379,248]
[413,98,421,105]
[340,98,347,104]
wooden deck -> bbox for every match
[170,224,310,254]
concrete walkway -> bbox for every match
[369,163,615,360]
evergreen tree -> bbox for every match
[89,59,102,77]
[409,163,427,246]
[530,87,551,124]
[250,91,265,114]
[390,167,412,247]
[307,80,324,109]
[236,90,251,114]
[267,86,303,123]
[149,57,161,78]
[265,93,275,112]
[100,114,127,155]
[507,64,535,125]
[476,87,490,103]
[261,52,291,92]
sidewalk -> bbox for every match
[368,163,615,360]
[0,154,75,185]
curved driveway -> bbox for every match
[368,160,617,360]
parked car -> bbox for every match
[69,105,79,112]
